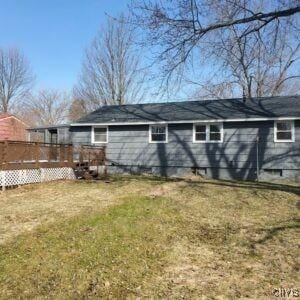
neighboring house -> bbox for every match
[28,124,70,144]
[0,113,28,141]
[27,96,300,180]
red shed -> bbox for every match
[0,113,28,141]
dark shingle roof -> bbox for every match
[27,124,70,130]
[74,95,300,124]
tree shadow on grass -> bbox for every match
[100,172,300,196]
[250,218,300,248]
[185,179,300,196]
[98,173,183,184]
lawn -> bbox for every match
[0,176,299,299]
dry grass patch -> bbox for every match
[0,195,179,299]
[0,176,164,243]
[0,176,299,299]
[146,179,300,298]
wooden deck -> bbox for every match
[0,140,106,170]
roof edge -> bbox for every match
[27,124,70,130]
[0,114,29,127]
[84,95,299,111]
[71,116,299,126]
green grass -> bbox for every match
[0,176,299,299]
[0,195,181,298]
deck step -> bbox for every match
[74,165,99,180]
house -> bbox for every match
[0,113,28,141]
[27,95,300,180]
[28,124,70,144]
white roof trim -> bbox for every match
[0,115,28,126]
[0,116,13,121]
[71,116,298,126]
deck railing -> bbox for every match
[77,144,106,166]
[0,141,106,170]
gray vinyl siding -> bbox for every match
[28,126,71,144]
[70,126,91,145]
[44,130,51,143]
[58,127,71,144]
[70,120,300,180]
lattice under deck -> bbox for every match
[0,167,76,188]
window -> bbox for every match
[49,129,58,144]
[149,124,168,143]
[274,121,294,142]
[263,169,283,177]
[92,126,108,143]
[209,124,222,141]
[29,129,45,143]
[193,123,223,143]
[194,125,206,141]
[191,167,207,176]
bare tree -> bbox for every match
[0,48,34,112]
[188,9,300,98]
[68,98,88,122]
[131,0,300,92]
[74,15,147,109]
[27,89,70,126]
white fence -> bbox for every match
[0,167,76,190]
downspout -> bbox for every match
[256,135,260,181]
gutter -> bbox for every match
[71,116,299,127]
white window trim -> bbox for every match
[274,120,295,143]
[149,124,168,143]
[193,123,224,143]
[91,126,108,144]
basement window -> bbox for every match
[191,167,207,176]
[263,169,283,177]
[274,121,295,142]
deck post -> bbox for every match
[47,144,52,165]
[68,144,73,167]
[35,142,39,168]
[103,146,107,175]
[1,171,5,191]
[2,140,8,170]
[2,140,8,171]
[79,145,84,164]
[59,144,64,167]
